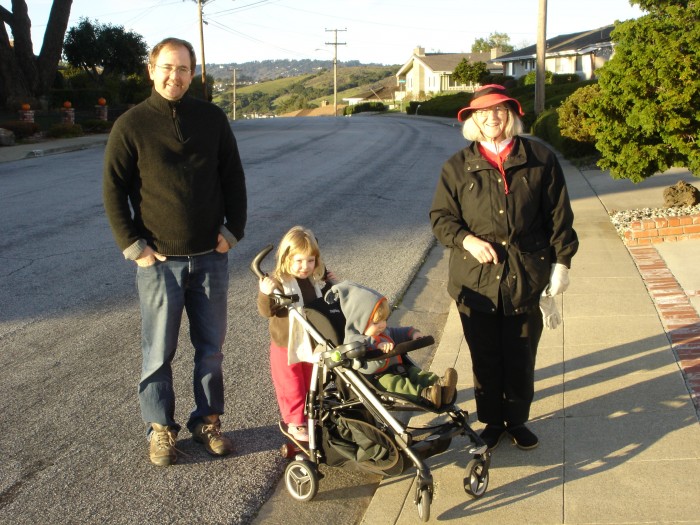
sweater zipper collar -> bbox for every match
[169,100,186,143]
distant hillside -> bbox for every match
[211,62,399,117]
[204,58,399,84]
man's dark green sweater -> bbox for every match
[103,89,247,258]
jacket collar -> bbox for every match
[147,88,191,114]
[464,136,528,172]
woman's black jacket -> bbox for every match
[430,136,578,315]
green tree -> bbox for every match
[589,1,699,182]
[0,0,73,108]
[471,32,514,53]
[452,60,488,86]
[63,18,148,84]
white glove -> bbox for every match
[539,292,561,330]
[547,263,570,296]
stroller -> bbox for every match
[251,245,490,522]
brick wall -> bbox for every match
[623,213,700,246]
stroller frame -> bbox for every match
[252,245,490,522]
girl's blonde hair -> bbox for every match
[461,106,524,142]
[273,225,326,282]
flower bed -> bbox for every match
[610,205,700,245]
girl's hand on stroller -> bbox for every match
[378,341,395,353]
[259,276,276,295]
[412,330,424,340]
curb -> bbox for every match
[0,136,108,163]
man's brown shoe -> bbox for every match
[193,417,233,456]
[149,423,177,466]
[438,368,458,405]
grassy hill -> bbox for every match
[214,65,397,117]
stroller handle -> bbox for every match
[250,244,274,279]
[364,335,435,361]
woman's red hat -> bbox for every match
[457,84,524,122]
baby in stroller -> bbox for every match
[250,245,489,520]
[325,280,458,409]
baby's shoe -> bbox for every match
[438,368,458,405]
[287,423,309,442]
[420,384,442,408]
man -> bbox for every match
[103,37,247,466]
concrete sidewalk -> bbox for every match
[361,161,700,524]
[0,134,108,163]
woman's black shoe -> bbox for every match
[479,425,506,450]
[507,424,539,450]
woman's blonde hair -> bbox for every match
[273,225,325,282]
[461,106,524,142]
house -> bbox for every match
[395,47,504,100]
[494,25,615,80]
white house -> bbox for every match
[494,25,615,80]
[395,47,504,100]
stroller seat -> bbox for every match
[304,298,453,414]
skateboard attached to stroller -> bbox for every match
[251,245,490,522]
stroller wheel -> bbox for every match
[284,460,319,502]
[415,487,431,522]
[464,457,489,498]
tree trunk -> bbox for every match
[0,0,73,109]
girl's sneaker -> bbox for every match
[287,423,309,442]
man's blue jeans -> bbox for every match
[136,251,229,434]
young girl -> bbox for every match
[257,226,335,442]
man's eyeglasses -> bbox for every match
[475,106,509,116]
[154,64,191,75]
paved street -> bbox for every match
[0,115,464,524]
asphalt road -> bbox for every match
[0,114,465,524]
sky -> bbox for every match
[23,0,645,66]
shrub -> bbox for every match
[480,74,516,89]
[46,123,84,138]
[0,120,40,139]
[519,70,553,86]
[80,119,113,133]
[50,89,107,109]
[406,101,422,115]
[344,102,387,115]
[557,83,600,143]
[532,108,598,159]
[552,73,581,85]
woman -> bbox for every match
[429,84,578,450]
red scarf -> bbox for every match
[478,141,514,194]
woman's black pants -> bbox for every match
[458,304,543,427]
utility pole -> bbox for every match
[325,28,346,116]
[231,68,239,120]
[535,0,547,115]
[197,0,208,100]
